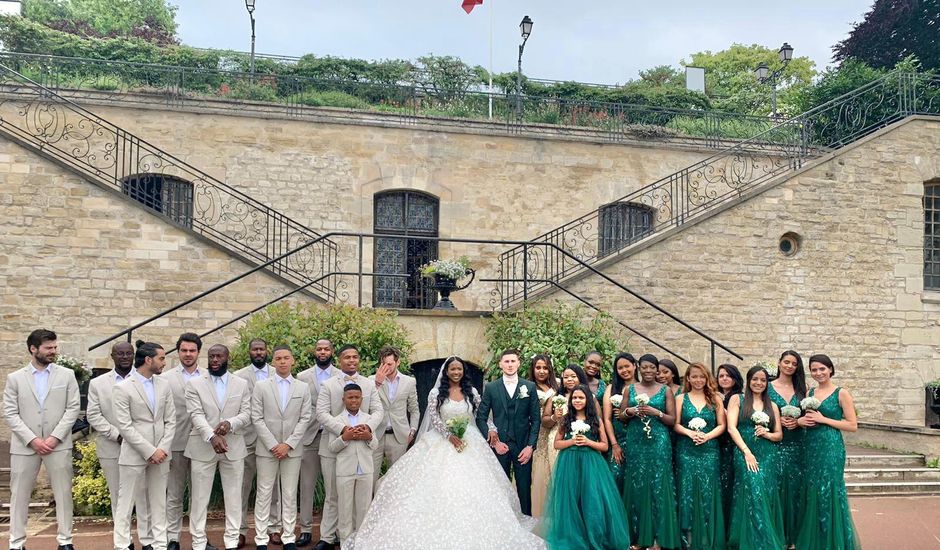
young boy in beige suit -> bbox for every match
[328,383,379,545]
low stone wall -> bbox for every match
[845,422,940,461]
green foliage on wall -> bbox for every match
[72,439,111,516]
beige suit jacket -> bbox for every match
[86,371,131,460]
[163,365,206,452]
[184,373,252,462]
[114,372,177,466]
[2,362,81,455]
[327,411,379,476]
[251,375,312,458]
[234,364,275,446]
[316,373,384,458]
[297,365,340,446]
[369,373,420,445]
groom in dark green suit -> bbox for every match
[475,348,541,515]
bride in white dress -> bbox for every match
[346,356,546,550]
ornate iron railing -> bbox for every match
[499,70,940,307]
[0,52,782,147]
[0,63,338,299]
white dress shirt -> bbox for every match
[114,370,131,383]
[276,375,292,412]
[181,366,202,381]
[135,369,157,412]
[502,375,518,398]
[254,365,270,382]
[315,365,334,387]
[213,372,228,406]
[347,410,364,475]
[29,363,51,407]
[341,372,360,384]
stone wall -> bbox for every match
[561,117,940,427]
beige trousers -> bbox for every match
[114,461,170,550]
[240,446,281,536]
[254,455,301,546]
[336,474,373,544]
[189,458,243,550]
[165,450,190,543]
[9,451,73,549]
[318,455,339,543]
[372,431,409,490]
[298,432,324,534]
[100,456,154,546]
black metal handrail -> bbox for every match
[498,70,940,307]
[0,52,782,147]
[88,231,741,373]
[0,62,339,300]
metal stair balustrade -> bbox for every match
[498,70,940,308]
[0,63,338,300]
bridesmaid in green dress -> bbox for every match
[674,363,727,550]
[658,358,683,397]
[583,351,608,402]
[544,385,631,550]
[716,363,744,536]
[602,352,638,491]
[768,350,807,549]
[726,365,785,550]
[620,354,681,550]
[796,354,861,550]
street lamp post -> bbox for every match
[516,15,533,120]
[245,0,256,79]
[755,42,793,119]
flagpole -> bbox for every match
[488,0,493,119]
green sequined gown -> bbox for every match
[676,395,726,550]
[718,394,738,538]
[727,395,784,550]
[767,385,804,546]
[607,390,630,491]
[544,430,631,550]
[622,385,681,549]
[795,388,861,550]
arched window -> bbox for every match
[121,173,194,228]
[925,181,940,290]
[373,191,439,308]
[598,201,654,258]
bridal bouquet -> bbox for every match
[552,395,567,411]
[635,393,653,440]
[780,405,801,418]
[445,415,471,452]
[635,393,650,407]
[800,396,821,411]
[688,417,707,432]
[751,411,770,428]
[569,419,591,438]
[610,394,623,408]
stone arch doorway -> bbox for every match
[411,357,485,425]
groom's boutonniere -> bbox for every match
[518,386,529,399]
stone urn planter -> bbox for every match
[430,269,475,310]
[928,385,940,429]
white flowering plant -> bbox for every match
[780,405,802,418]
[420,257,472,280]
[609,394,623,408]
[569,419,591,438]
[754,360,778,378]
[56,355,92,384]
[800,397,821,411]
[688,417,707,431]
[751,411,771,427]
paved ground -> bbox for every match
[2,497,940,549]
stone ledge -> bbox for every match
[391,308,492,318]
[922,290,940,304]
[846,422,940,461]
[857,421,940,436]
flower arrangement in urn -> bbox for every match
[420,256,475,310]
[57,355,92,384]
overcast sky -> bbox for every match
[176,1,874,84]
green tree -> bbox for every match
[682,43,816,116]
[833,0,940,71]
[22,0,178,44]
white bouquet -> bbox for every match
[688,417,707,431]
[635,393,650,407]
[751,411,771,427]
[610,394,623,408]
[569,419,591,438]
[780,405,801,418]
[800,397,821,411]
[552,395,567,410]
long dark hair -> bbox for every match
[659,358,680,385]
[558,364,589,396]
[611,352,638,397]
[436,356,476,414]
[742,366,776,431]
[778,350,807,400]
[717,363,744,408]
[562,384,601,439]
[528,353,558,392]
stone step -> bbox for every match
[844,454,926,468]
[845,467,940,482]
[846,481,940,496]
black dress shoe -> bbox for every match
[168,542,180,550]
[256,546,268,550]
[128,545,135,550]
[57,545,75,550]
[296,533,312,547]
[206,543,218,550]
[312,541,334,550]
[142,546,154,550]
[283,544,297,550]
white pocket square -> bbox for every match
[51,384,67,389]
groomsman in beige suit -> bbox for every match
[369,345,419,489]
[185,344,251,550]
[235,338,281,548]
[296,339,339,547]
[163,333,209,550]
[252,345,312,550]
[2,329,80,550]
[327,383,379,545]
[313,345,384,550]
[87,341,154,550]
[113,341,177,550]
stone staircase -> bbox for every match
[845,446,940,496]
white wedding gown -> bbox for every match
[345,390,547,550]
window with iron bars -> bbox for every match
[121,173,194,228]
[373,191,439,309]
[925,182,940,291]
[598,202,654,258]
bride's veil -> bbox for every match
[414,355,456,441]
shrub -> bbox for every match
[484,304,627,380]
[292,90,370,110]
[72,439,111,516]
[231,303,415,376]
[226,80,279,102]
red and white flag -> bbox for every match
[461,0,483,14]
